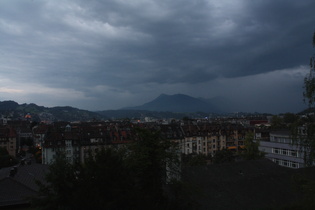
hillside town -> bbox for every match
[1,111,314,208]
[1,0,315,209]
[0,113,307,167]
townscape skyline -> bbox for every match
[0,0,314,113]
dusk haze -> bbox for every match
[0,0,314,113]
[1,1,315,208]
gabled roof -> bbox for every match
[0,161,49,208]
[0,177,37,207]
[182,158,315,209]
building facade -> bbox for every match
[258,130,304,168]
[0,127,17,157]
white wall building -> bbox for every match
[258,130,305,168]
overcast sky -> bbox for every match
[0,0,314,114]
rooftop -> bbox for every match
[0,157,49,208]
[182,158,315,209]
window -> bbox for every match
[290,150,298,157]
[281,149,287,155]
[273,148,298,157]
[273,158,299,168]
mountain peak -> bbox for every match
[123,93,220,113]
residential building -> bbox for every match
[32,124,49,148]
[0,126,17,157]
[179,123,251,157]
[258,130,304,168]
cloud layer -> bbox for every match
[0,0,314,113]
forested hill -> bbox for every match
[123,93,221,113]
[0,100,214,122]
[0,101,101,122]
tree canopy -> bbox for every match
[242,132,264,160]
[33,128,188,210]
[292,31,315,166]
[303,31,315,108]
[0,147,17,168]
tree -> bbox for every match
[0,147,17,168]
[72,148,134,210]
[292,31,315,166]
[292,122,315,167]
[283,113,299,124]
[242,132,264,160]
[291,173,315,209]
[270,115,285,129]
[303,31,315,107]
[125,128,181,209]
[212,149,235,164]
[34,152,79,210]
[28,146,42,163]
[181,153,208,167]
[33,128,183,210]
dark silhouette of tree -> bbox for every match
[33,128,185,210]
[290,173,315,209]
[213,149,235,164]
[72,148,134,209]
[181,153,208,167]
[0,147,17,168]
[283,113,299,124]
[303,31,315,107]
[270,115,285,129]
[292,32,315,166]
[242,132,264,160]
[34,152,79,209]
[125,128,181,209]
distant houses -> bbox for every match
[0,126,17,158]
[1,114,315,209]
[0,114,313,169]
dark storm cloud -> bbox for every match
[0,0,313,112]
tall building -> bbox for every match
[0,126,17,157]
[257,130,304,168]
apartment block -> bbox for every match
[258,130,304,168]
[0,126,17,157]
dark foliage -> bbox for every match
[303,32,315,107]
[181,153,208,167]
[32,129,189,210]
[241,132,265,160]
[0,147,18,168]
[270,115,286,129]
[283,113,300,124]
[28,146,42,163]
[291,32,315,166]
[212,149,235,164]
[20,137,34,147]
